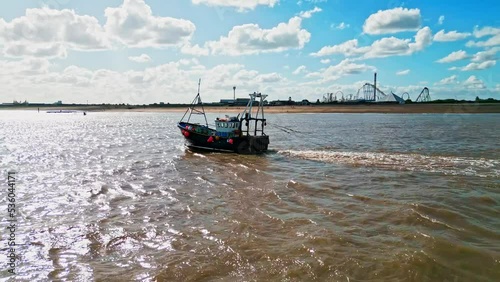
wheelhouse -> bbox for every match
[215,116,240,138]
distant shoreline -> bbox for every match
[2,103,500,114]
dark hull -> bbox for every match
[178,122,269,154]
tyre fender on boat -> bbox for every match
[250,137,268,152]
[236,140,251,154]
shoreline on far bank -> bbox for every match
[2,103,500,114]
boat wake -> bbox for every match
[278,150,500,177]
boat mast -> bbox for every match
[179,78,208,127]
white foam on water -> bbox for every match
[278,150,500,177]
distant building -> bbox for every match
[54,100,62,105]
[235,98,250,106]
[269,100,285,106]
[220,99,235,105]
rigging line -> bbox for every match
[268,122,301,133]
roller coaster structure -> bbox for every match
[415,87,431,102]
[322,84,431,103]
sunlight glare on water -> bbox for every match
[0,110,499,281]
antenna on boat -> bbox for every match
[197,78,201,96]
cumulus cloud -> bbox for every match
[467,25,500,47]
[0,7,110,58]
[104,0,196,48]
[473,26,500,38]
[128,54,152,63]
[191,0,278,11]
[463,75,486,89]
[436,50,468,63]
[408,26,432,51]
[320,59,330,64]
[0,58,50,76]
[257,72,283,82]
[466,35,500,48]
[181,43,209,56]
[366,27,431,58]
[471,47,498,63]
[292,65,307,75]
[435,75,459,85]
[3,43,67,59]
[433,29,471,42]
[0,1,204,57]
[305,59,376,83]
[299,7,322,18]
[364,37,411,58]
[206,17,311,55]
[461,60,496,71]
[310,39,369,57]
[0,58,294,104]
[363,7,421,35]
[311,27,431,59]
[396,69,410,76]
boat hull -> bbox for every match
[178,122,269,154]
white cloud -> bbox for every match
[299,7,322,18]
[206,17,311,55]
[257,72,283,82]
[311,27,431,59]
[331,22,349,30]
[320,59,330,64]
[298,0,327,4]
[461,60,496,71]
[435,75,459,85]
[471,47,498,63]
[363,7,421,35]
[466,34,500,47]
[463,75,486,89]
[3,43,67,59]
[433,29,471,42]
[0,58,296,104]
[191,0,278,11]
[128,54,151,63]
[396,69,410,76]
[104,0,196,48]
[473,26,500,38]
[438,15,445,25]
[467,26,500,47]
[436,50,468,63]
[408,26,432,52]
[0,58,50,76]
[0,7,110,58]
[292,65,307,75]
[310,39,369,57]
[305,59,375,83]
[181,43,209,56]
[366,27,431,58]
[365,37,411,58]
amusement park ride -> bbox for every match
[323,73,431,103]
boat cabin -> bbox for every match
[215,116,240,138]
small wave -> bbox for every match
[278,150,499,177]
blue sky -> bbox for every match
[0,0,499,104]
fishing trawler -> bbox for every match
[177,80,269,154]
